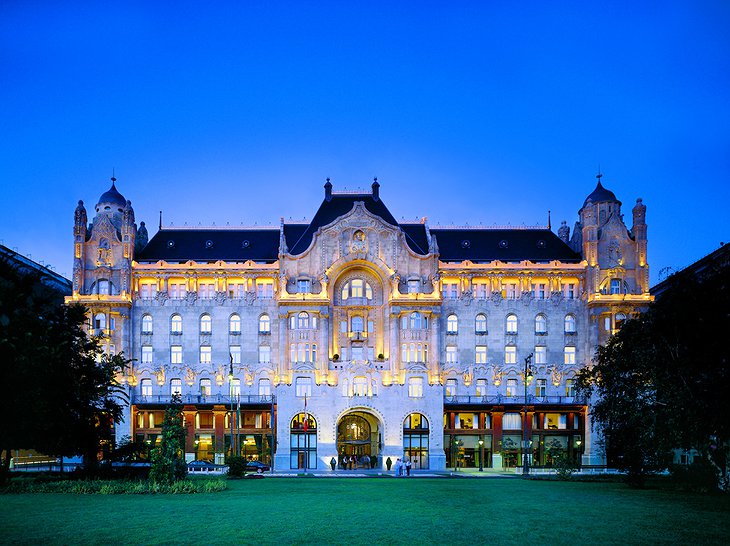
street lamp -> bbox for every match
[523,353,533,477]
[478,438,484,472]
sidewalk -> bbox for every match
[265,468,519,478]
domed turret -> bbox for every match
[582,175,620,209]
[95,177,127,214]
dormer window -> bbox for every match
[407,279,420,294]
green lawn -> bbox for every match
[2,478,729,545]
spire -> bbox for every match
[159,210,163,231]
[547,210,552,230]
[372,177,380,201]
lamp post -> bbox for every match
[229,361,235,459]
[478,438,484,472]
[523,353,533,477]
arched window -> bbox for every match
[290,413,316,469]
[351,316,364,333]
[94,313,106,330]
[475,314,487,334]
[171,314,183,334]
[447,314,458,334]
[199,378,212,396]
[229,314,241,334]
[141,314,153,334]
[259,314,270,334]
[410,312,421,330]
[506,313,518,334]
[170,378,182,395]
[404,413,430,469]
[97,279,111,295]
[297,312,309,329]
[140,378,152,397]
[564,314,576,334]
[535,314,547,334]
[341,279,374,301]
[200,314,212,334]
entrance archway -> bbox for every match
[336,411,381,469]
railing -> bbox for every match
[444,395,586,405]
[131,393,276,405]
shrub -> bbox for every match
[554,454,578,480]
[227,456,247,478]
[0,478,227,495]
[669,460,720,493]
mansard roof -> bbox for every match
[431,227,581,263]
[136,228,280,263]
[135,191,581,264]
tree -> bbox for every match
[149,395,188,483]
[577,264,730,488]
[0,257,127,480]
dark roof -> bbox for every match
[583,180,619,208]
[135,229,280,262]
[400,224,430,255]
[97,181,127,208]
[431,228,582,263]
[287,194,399,255]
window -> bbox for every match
[505,282,518,300]
[170,378,182,396]
[351,316,364,333]
[564,282,576,299]
[506,379,517,397]
[350,279,364,298]
[139,282,156,299]
[258,345,271,364]
[447,314,458,334]
[475,345,488,364]
[297,279,311,294]
[97,279,110,295]
[171,345,182,364]
[141,378,152,397]
[535,346,546,365]
[564,346,576,365]
[404,413,428,429]
[506,314,518,334]
[353,376,367,396]
[535,378,547,397]
[473,282,488,299]
[615,313,627,329]
[407,279,420,294]
[532,283,547,300]
[258,378,271,396]
[229,314,241,334]
[171,314,183,334]
[141,345,153,364]
[256,280,274,299]
[475,314,487,334]
[564,314,576,334]
[259,314,270,334]
[200,378,212,396]
[230,345,241,364]
[228,282,245,299]
[503,412,521,429]
[94,313,106,330]
[141,314,153,334]
[446,346,458,364]
[535,314,547,334]
[168,281,186,299]
[442,282,458,299]
[297,312,309,329]
[445,379,457,397]
[341,279,373,300]
[198,282,215,299]
[476,378,488,397]
[544,413,567,430]
[408,377,424,398]
[200,346,212,364]
[565,379,575,397]
[505,346,516,365]
[295,377,312,398]
[456,413,477,429]
[200,314,212,334]
[230,378,241,396]
[610,278,622,295]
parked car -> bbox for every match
[187,460,227,474]
[245,461,270,473]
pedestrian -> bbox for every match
[394,457,402,477]
[405,459,412,477]
[330,457,337,471]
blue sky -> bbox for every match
[1,1,728,284]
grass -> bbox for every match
[1,478,729,545]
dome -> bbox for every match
[96,179,127,210]
[583,179,619,208]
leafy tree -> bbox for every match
[577,264,730,488]
[149,395,188,483]
[0,257,127,480]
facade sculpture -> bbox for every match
[67,175,652,470]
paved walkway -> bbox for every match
[264,468,520,478]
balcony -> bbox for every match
[444,394,586,406]
[131,393,276,406]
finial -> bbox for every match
[111,168,116,185]
[596,164,602,181]
[547,210,551,230]
[159,210,163,231]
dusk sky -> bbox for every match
[1,2,728,285]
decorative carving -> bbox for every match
[351,229,367,254]
[96,238,113,267]
[185,291,197,305]
[154,366,165,386]
[214,291,226,305]
[185,366,196,386]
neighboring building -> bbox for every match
[0,243,72,296]
[66,174,652,470]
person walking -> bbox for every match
[405,459,412,477]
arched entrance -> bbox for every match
[337,411,381,468]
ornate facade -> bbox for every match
[66,175,652,470]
